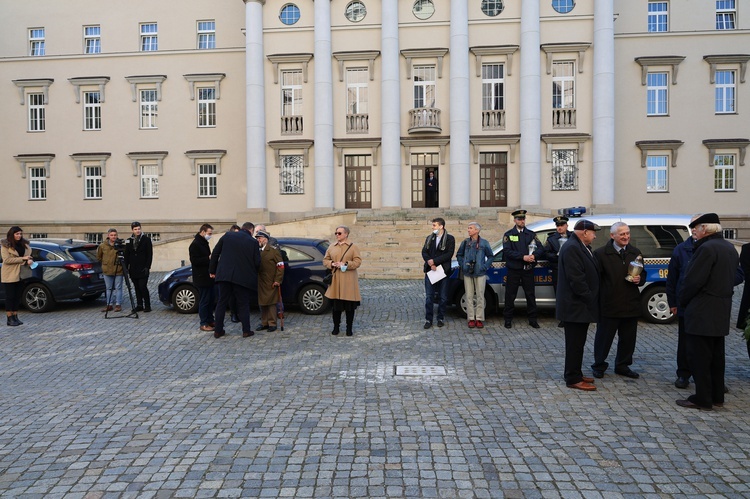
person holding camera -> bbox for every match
[1,226,33,327]
[456,222,493,329]
[123,221,153,313]
[97,228,124,312]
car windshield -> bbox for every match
[68,246,100,263]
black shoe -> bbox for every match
[231,315,240,323]
[557,321,564,328]
[529,321,540,329]
[267,326,277,332]
[592,370,604,379]
[676,399,712,411]
[242,331,255,338]
[615,368,640,379]
[7,317,20,327]
[674,376,689,389]
[144,307,152,313]
[437,320,444,327]
[213,330,225,338]
[724,385,729,394]
[133,306,144,312]
[423,321,432,329]
[13,316,23,325]
[256,324,269,331]
[504,321,512,329]
[346,331,353,336]
[331,328,340,335]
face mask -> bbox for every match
[204,234,212,241]
[433,229,439,235]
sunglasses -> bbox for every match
[335,232,344,236]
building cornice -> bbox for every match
[635,140,684,168]
[703,54,750,83]
[634,56,686,85]
[469,45,519,76]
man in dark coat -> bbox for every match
[502,209,544,329]
[557,219,601,391]
[123,221,153,312]
[189,223,215,332]
[590,222,643,380]
[421,217,455,329]
[677,213,739,410]
[425,171,438,208]
[737,242,750,330]
[209,222,261,339]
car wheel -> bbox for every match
[642,286,674,324]
[298,284,329,315]
[22,282,56,313]
[80,292,103,302]
[172,284,198,314]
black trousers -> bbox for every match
[685,334,725,408]
[564,321,591,385]
[130,275,150,309]
[676,316,690,378]
[214,282,252,335]
[503,268,537,321]
[591,316,638,373]
[4,282,22,312]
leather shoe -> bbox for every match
[504,320,512,329]
[475,320,484,329]
[133,306,144,312]
[529,321,540,329]
[581,376,595,383]
[615,369,640,379]
[242,331,254,338]
[256,324,269,331]
[674,376,689,389]
[331,328,340,335]
[213,330,225,338]
[437,320,444,327]
[468,320,476,328]
[102,305,113,312]
[114,305,122,312]
[557,321,564,327]
[676,399,711,411]
[144,307,152,313]
[423,321,432,329]
[592,370,604,379]
[567,381,596,391]
[267,326,277,332]
[200,325,215,332]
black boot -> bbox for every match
[13,314,23,325]
[7,315,20,327]
[331,310,342,335]
[345,310,355,336]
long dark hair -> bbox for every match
[3,226,29,248]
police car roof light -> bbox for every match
[558,206,587,217]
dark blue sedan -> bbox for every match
[158,237,331,315]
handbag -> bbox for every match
[323,244,353,286]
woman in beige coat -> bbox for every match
[323,225,362,336]
[1,226,33,326]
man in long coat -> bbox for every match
[255,231,284,332]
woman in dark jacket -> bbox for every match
[1,226,33,326]
[189,224,215,331]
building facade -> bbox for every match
[1,0,747,241]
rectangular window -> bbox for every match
[29,167,47,200]
[646,155,668,192]
[280,155,304,194]
[723,228,738,239]
[714,154,735,191]
[716,0,736,30]
[84,25,101,54]
[552,61,575,109]
[198,163,217,197]
[346,68,369,115]
[281,70,303,116]
[84,166,103,199]
[647,72,668,115]
[140,89,158,128]
[144,233,161,242]
[29,233,48,239]
[197,88,216,127]
[29,28,45,56]
[197,20,216,49]
[648,2,668,32]
[85,233,103,244]
[83,91,102,130]
[140,164,159,198]
[28,93,45,132]
[482,63,504,111]
[140,23,158,51]
[551,149,578,191]
[715,70,736,114]
[413,66,436,108]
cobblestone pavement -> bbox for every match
[2,277,750,498]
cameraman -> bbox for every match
[97,228,124,312]
[123,221,153,312]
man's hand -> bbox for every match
[523,255,535,263]
[273,282,280,287]
[631,274,641,285]
[210,273,216,279]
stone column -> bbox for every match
[314,0,334,210]
[449,0,470,208]
[244,0,266,210]
[593,0,615,206]
[380,0,401,208]
[519,0,541,207]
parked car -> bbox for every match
[0,239,106,312]
[447,214,691,324]
[159,237,331,315]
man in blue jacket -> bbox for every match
[422,217,455,329]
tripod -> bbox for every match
[104,253,138,319]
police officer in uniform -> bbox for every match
[502,210,544,329]
[544,215,572,327]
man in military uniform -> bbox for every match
[544,215,572,327]
[502,209,544,329]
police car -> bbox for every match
[448,213,691,324]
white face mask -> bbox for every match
[433,229,439,235]
[204,234,212,241]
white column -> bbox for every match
[593,0,616,206]
[244,0,266,209]
[449,0,470,208]
[314,0,334,210]
[519,0,541,207]
[380,0,401,209]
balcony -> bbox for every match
[281,115,303,135]
[552,108,576,128]
[482,109,506,131]
[346,113,369,134]
[408,107,442,133]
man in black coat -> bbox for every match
[425,171,438,208]
[502,209,544,329]
[590,222,643,380]
[677,213,740,410]
[421,217,455,329]
[209,222,261,339]
[189,223,215,332]
[123,221,153,312]
[557,219,601,391]
[737,242,750,330]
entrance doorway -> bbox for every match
[479,152,507,207]
[411,152,439,208]
[345,155,372,209]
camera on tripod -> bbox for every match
[113,238,127,251]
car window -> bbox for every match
[34,249,65,262]
[69,247,100,262]
[632,225,688,258]
[281,245,314,262]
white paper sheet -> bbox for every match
[427,265,447,284]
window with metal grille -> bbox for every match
[280,155,304,194]
[723,228,738,239]
[85,233,103,244]
[144,233,161,242]
[551,149,578,191]
[29,233,48,239]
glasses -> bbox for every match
[335,232,344,236]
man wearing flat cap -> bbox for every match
[502,209,544,328]
[676,213,739,410]
[255,230,284,333]
[557,219,601,391]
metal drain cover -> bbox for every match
[395,365,447,376]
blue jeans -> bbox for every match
[103,274,123,306]
[198,285,216,326]
[424,274,449,322]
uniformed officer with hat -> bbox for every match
[501,209,544,328]
[544,216,573,327]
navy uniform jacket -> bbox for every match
[502,226,544,270]
[544,230,573,270]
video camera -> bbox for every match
[113,238,127,251]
